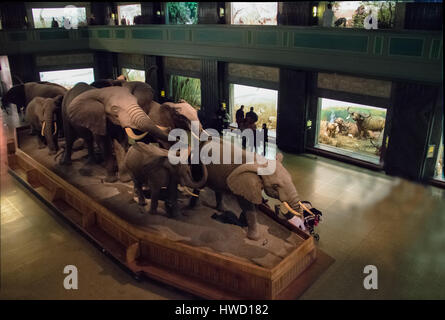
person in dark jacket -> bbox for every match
[235,105,245,130]
[215,103,230,135]
[51,17,59,28]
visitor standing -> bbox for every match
[216,103,230,135]
[258,123,268,155]
[121,16,127,25]
[245,107,259,151]
[51,17,59,28]
[322,3,334,27]
[235,105,245,130]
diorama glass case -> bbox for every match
[314,97,387,165]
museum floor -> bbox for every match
[1,109,444,300]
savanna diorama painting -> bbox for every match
[317,98,387,161]
[121,68,145,82]
[39,68,94,90]
[330,1,395,29]
[231,2,277,25]
[231,84,277,136]
[32,7,87,29]
[170,75,201,109]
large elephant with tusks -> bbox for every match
[60,83,170,182]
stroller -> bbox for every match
[273,200,323,241]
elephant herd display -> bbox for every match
[3,79,307,240]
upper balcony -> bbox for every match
[0,24,442,84]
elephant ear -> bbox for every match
[227,164,263,205]
[67,96,107,136]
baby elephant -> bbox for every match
[124,142,208,216]
[25,95,63,155]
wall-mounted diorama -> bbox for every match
[166,2,198,25]
[39,68,94,89]
[117,3,141,26]
[320,1,396,29]
[169,74,201,109]
[121,67,145,82]
[230,84,277,139]
[316,98,387,165]
[31,6,87,29]
[230,2,277,25]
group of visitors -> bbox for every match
[213,105,266,155]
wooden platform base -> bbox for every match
[7,127,333,299]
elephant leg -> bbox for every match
[98,136,118,183]
[237,196,260,240]
[133,178,146,206]
[37,134,46,149]
[84,136,96,165]
[215,191,225,212]
[60,124,75,165]
[149,187,160,215]
[165,177,180,218]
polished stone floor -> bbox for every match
[1,109,444,300]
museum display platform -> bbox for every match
[7,126,334,299]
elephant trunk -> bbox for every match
[127,105,170,142]
[43,103,58,152]
[182,163,208,189]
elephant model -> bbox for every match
[2,81,67,120]
[25,95,64,154]
[91,79,155,114]
[190,137,303,240]
[123,142,208,216]
[60,83,170,182]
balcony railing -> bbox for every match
[0,25,442,83]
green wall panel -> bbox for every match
[80,29,89,38]
[132,29,163,40]
[374,36,383,55]
[171,30,186,41]
[115,30,126,39]
[389,38,424,57]
[293,34,368,52]
[195,30,243,44]
[39,30,70,40]
[97,30,110,38]
[256,31,278,46]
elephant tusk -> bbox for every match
[125,127,148,140]
[183,186,199,198]
[298,201,315,216]
[156,124,169,131]
[191,131,200,141]
[41,121,46,136]
[53,122,57,136]
[283,201,303,218]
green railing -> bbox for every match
[0,25,442,83]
